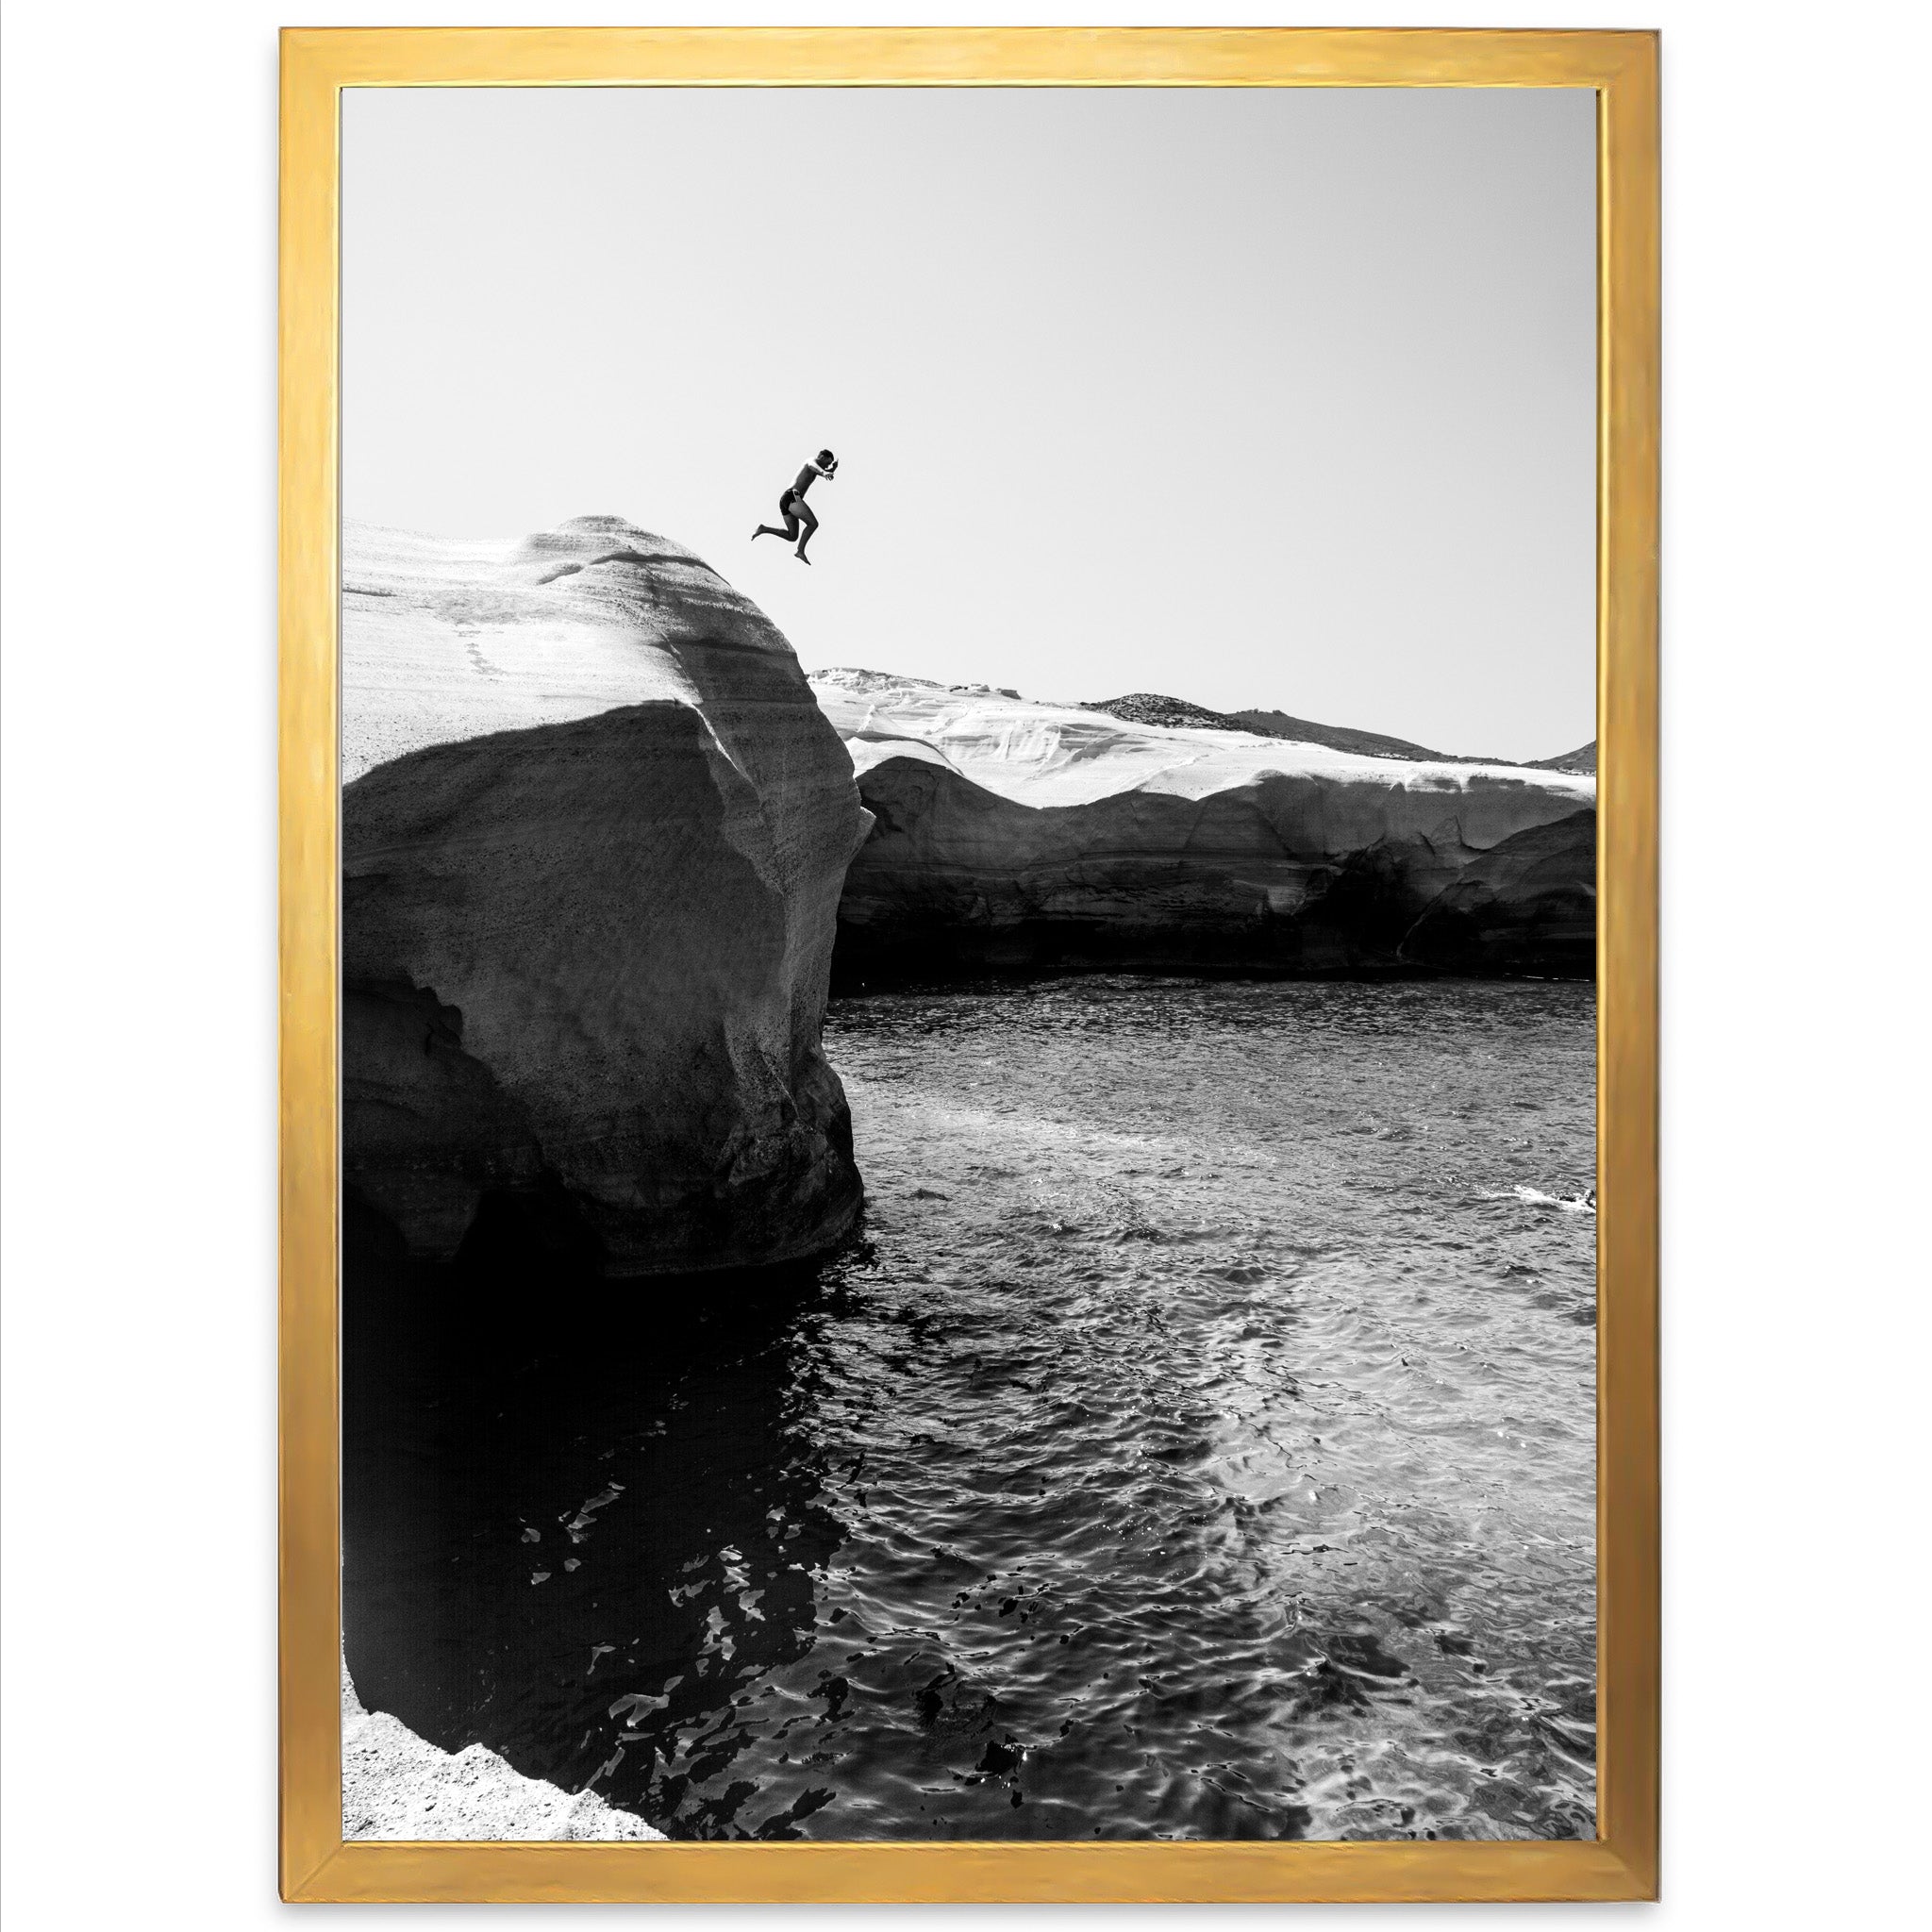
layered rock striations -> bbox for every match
[808,671,1595,979]
[342,519,868,1275]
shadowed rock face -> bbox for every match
[342,519,867,1275]
[1399,810,1597,975]
[808,672,1595,981]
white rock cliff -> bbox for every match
[342,519,868,1274]
[808,670,1596,978]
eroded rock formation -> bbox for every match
[808,671,1595,979]
[342,519,867,1274]
[1399,811,1597,974]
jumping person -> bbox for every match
[753,449,838,563]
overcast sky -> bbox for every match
[343,85,1595,760]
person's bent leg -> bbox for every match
[794,502,819,558]
[758,494,805,542]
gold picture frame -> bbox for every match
[280,25,1657,1903]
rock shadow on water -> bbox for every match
[341,1192,849,1840]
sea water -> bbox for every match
[343,977,1597,1841]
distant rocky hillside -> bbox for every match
[809,671,1596,981]
[1089,693,1587,772]
[1528,741,1597,775]
[1229,707,1472,764]
[1083,692,1250,732]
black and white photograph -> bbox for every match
[336,82,1600,1845]
[21,4,1932,1924]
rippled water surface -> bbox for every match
[345,978,1596,1841]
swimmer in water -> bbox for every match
[753,448,838,563]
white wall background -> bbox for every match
[3,2,1927,1925]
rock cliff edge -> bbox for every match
[342,519,868,1275]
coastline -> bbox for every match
[341,1663,664,1842]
